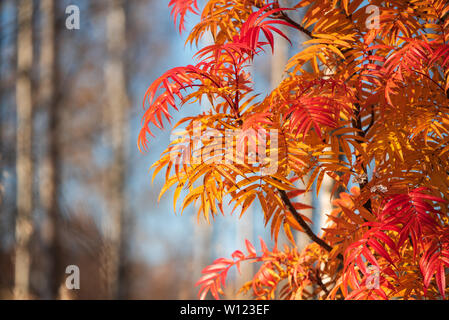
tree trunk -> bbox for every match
[317,67,336,234]
[270,25,288,90]
[235,207,254,299]
[191,215,213,298]
[39,0,63,299]
[14,0,34,300]
[317,171,333,231]
[103,0,129,299]
[0,0,3,172]
[269,19,315,250]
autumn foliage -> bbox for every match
[139,0,449,300]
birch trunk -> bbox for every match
[270,19,314,250]
[317,67,336,234]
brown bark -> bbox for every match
[0,1,3,168]
[14,0,34,300]
[103,0,130,299]
[39,0,63,299]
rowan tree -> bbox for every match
[139,0,449,300]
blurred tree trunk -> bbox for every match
[269,21,314,250]
[0,1,3,143]
[270,26,288,90]
[317,67,336,234]
[295,176,313,249]
[14,0,34,300]
[191,216,212,298]
[0,1,4,191]
[103,0,130,299]
[39,0,63,299]
[235,207,254,299]
[317,171,333,230]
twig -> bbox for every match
[255,2,315,39]
[274,11,314,39]
[278,189,343,261]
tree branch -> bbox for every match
[278,189,343,261]
[273,11,314,39]
[314,269,329,296]
[255,2,314,39]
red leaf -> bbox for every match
[169,0,199,33]
[245,239,257,257]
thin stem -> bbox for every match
[278,189,343,261]
[255,2,315,39]
[274,11,314,39]
[315,269,329,296]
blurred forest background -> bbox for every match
[0,0,329,299]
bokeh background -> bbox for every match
[0,0,329,299]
